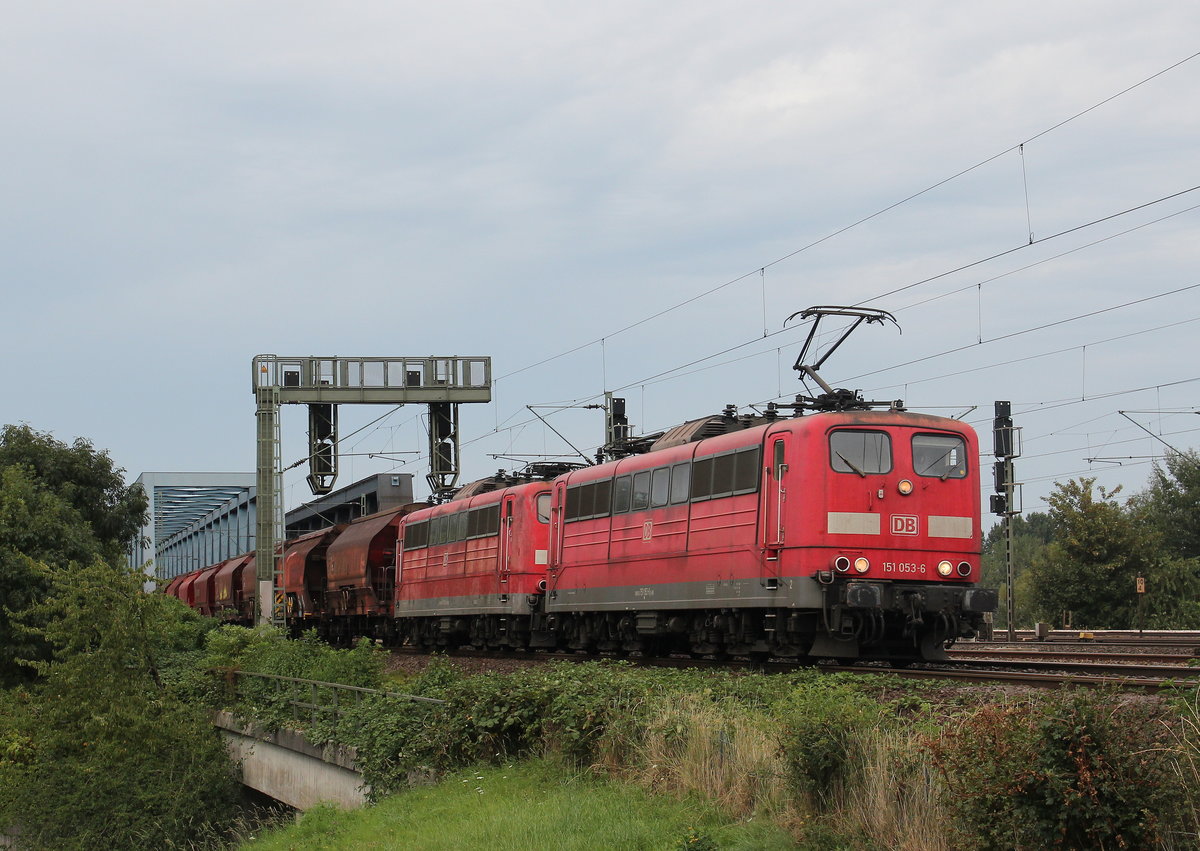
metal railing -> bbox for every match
[221,669,445,728]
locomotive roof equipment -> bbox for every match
[784,306,904,413]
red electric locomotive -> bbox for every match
[545,407,994,660]
[542,306,996,661]
[395,476,555,648]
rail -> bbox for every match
[220,669,445,729]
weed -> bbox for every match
[928,688,1183,850]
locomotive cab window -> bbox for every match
[829,430,892,476]
[537,493,551,523]
[912,434,968,479]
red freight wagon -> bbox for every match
[190,564,223,617]
[162,574,186,600]
[282,525,345,628]
[176,571,201,607]
[396,480,552,648]
[237,554,258,624]
[547,409,994,660]
[212,553,255,623]
[323,507,415,641]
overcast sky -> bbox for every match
[3,2,1198,519]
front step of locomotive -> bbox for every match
[813,580,1000,662]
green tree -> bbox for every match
[1128,451,1200,626]
[981,512,1052,629]
[0,559,236,850]
[1024,478,1200,628]
[0,424,147,684]
[0,424,147,561]
[1026,479,1151,628]
[1131,449,1200,559]
[0,466,107,684]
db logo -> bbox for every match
[891,515,919,535]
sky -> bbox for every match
[3,2,1198,523]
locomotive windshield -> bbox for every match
[912,434,968,479]
[829,430,892,476]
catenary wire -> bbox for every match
[493,50,1200,384]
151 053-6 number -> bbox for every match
[882,562,926,574]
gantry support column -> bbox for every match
[256,386,284,624]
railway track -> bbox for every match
[947,647,1197,667]
[817,663,1189,693]
[392,646,1200,693]
[976,629,1200,649]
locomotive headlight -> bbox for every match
[957,561,972,577]
[853,557,870,574]
[897,479,914,495]
[834,556,851,573]
[937,560,954,577]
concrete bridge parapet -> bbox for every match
[214,710,369,810]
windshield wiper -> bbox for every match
[918,448,957,480]
[836,452,867,478]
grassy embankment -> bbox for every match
[179,626,1200,850]
[243,757,795,850]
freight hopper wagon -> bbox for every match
[546,409,997,661]
[280,506,420,642]
[162,554,255,625]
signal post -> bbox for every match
[991,401,1021,641]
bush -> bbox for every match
[929,688,1184,850]
[0,684,239,850]
[0,560,239,849]
[208,626,385,689]
[335,659,655,796]
[774,681,885,804]
[180,634,1198,848]
[195,626,387,733]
